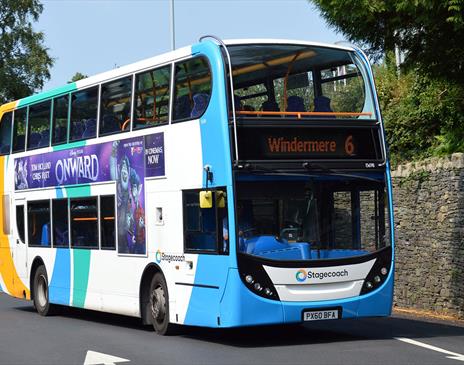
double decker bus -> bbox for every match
[0,37,394,335]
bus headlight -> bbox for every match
[245,275,254,284]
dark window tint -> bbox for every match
[52,95,69,145]
[28,101,51,150]
[100,76,132,136]
[0,112,12,155]
[134,65,171,129]
[70,87,98,141]
[70,198,98,248]
[173,57,212,122]
[12,108,27,153]
[28,200,51,247]
[100,195,115,249]
[16,205,25,243]
[53,199,69,247]
[183,189,227,254]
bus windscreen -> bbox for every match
[235,174,390,261]
[227,44,375,120]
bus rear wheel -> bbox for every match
[33,265,55,316]
[149,273,176,335]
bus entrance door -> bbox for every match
[13,200,28,281]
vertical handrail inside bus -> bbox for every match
[199,35,239,162]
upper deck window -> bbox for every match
[70,87,98,142]
[0,112,12,155]
[12,108,27,153]
[28,101,51,150]
[134,65,171,130]
[227,44,374,120]
[172,57,212,123]
[100,76,132,136]
[52,95,69,146]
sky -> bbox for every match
[37,0,342,92]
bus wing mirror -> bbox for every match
[199,191,213,208]
[216,190,226,208]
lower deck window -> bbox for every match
[71,198,98,248]
[53,199,69,247]
[28,200,51,247]
[183,189,228,254]
[100,195,116,250]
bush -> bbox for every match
[374,63,464,165]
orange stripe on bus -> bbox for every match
[0,156,30,299]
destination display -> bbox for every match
[237,126,381,160]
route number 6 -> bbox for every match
[345,135,354,155]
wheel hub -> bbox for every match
[151,285,166,322]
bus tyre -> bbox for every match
[33,265,55,316]
[149,273,176,335]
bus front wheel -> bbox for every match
[33,265,55,316]
[149,273,176,335]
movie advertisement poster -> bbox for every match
[14,132,166,256]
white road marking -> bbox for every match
[83,350,130,365]
[395,337,464,362]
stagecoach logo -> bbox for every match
[295,269,350,283]
[296,269,307,282]
[155,250,185,264]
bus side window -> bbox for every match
[70,87,98,142]
[183,189,228,254]
[100,76,132,136]
[52,95,69,145]
[100,195,116,250]
[16,205,25,243]
[12,108,27,153]
[27,200,51,247]
[133,65,171,130]
[0,112,12,155]
[27,100,51,150]
[52,199,69,248]
[172,57,212,123]
[70,198,98,249]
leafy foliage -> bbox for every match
[375,61,464,164]
[0,0,53,104]
[311,0,464,84]
[68,72,88,83]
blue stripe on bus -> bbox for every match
[49,248,71,305]
[55,187,64,199]
[184,41,238,326]
[191,40,238,260]
[183,255,230,326]
[0,282,3,292]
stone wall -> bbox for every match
[392,153,464,318]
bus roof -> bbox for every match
[2,39,356,111]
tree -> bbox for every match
[311,0,464,83]
[68,72,87,83]
[0,0,53,104]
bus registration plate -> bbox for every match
[303,309,339,321]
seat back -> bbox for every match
[286,96,305,112]
[314,96,333,112]
[190,93,210,118]
[262,100,279,112]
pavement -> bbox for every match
[0,292,463,365]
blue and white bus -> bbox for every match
[0,37,394,334]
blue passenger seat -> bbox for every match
[262,100,279,112]
[286,96,305,112]
[82,119,96,139]
[39,130,50,147]
[314,96,333,112]
[190,93,210,118]
[174,95,191,120]
[28,132,42,149]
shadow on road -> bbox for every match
[12,296,464,348]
